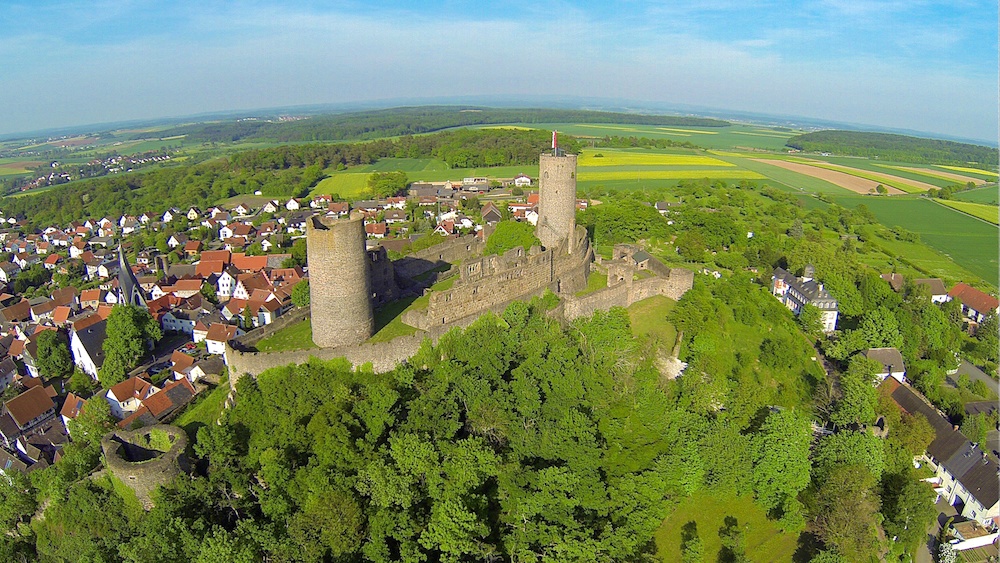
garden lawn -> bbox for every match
[369,297,420,343]
[254,319,316,352]
[655,490,799,563]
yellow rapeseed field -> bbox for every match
[939,165,998,178]
[578,170,766,181]
[578,151,734,167]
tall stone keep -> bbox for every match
[307,213,374,347]
[536,151,578,253]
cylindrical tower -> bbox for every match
[536,152,578,253]
[306,213,374,347]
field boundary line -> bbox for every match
[928,198,998,227]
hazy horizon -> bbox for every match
[2,1,997,143]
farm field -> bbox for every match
[828,195,998,285]
[785,159,935,193]
[881,165,989,186]
[935,199,998,225]
[579,169,765,181]
[354,157,450,173]
[939,165,999,180]
[480,123,801,151]
[953,186,999,204]
[311,172,371,199]
[0,160,43,176]
[751,159,907,194]
[655,491,799,563]
[578,150,733,167]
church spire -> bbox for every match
[117,245,146,308]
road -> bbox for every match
[916,499,958,563]
[951,360,999,396]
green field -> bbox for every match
[484,123,801,151]
[935,199,998,225]
[370,297,420,342]
[255,318,316,352]
[829,195,998,285]
[311,172,371,199]
[953,186,999,205]
[655,491,799,563]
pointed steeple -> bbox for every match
[117,245,146,308]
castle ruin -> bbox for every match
[226,141,694,383]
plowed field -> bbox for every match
[752,159,906,194]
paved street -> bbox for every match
[948,360,999,396]
[916,499,958,563]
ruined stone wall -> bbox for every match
[536,153,578,253]
[233,306,310,349]
[101,425,188,510]
[307,214,373,347]
[562,267,694,321]
[393,235,485,280]
[368,246,399,306]
[563,281,631,320]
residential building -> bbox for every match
[771,265,839,332]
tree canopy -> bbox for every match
[99,304,163,387]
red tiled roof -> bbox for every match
[195,260,225,277]
[170,350,196,372]
[109,375,155,403]
[60,392,86,420]
[206,323,238,342]
[200,250,231,264]
[184,240,202,252]
[949,283,999,315]
[52,306,72,325]
[231,253,268,272]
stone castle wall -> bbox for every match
[307,214,374,347]
[562,267,694,321]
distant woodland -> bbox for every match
[786,130,998,166]
[133,107,731,143]
[0,129,582,227]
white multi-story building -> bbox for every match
[771,265,839,332]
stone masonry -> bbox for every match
[307,213,374,347]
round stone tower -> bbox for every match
[536,151,578,253]
[307,213,374,347]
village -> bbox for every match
[0,173,580,475]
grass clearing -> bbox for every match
[255,318,316,352]
[575,271,608,296]
[655,490,799,563]
[369,297,420,343]
[175,378,230,438]
[627,295,677,348]
[935,200,998,225]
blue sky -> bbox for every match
[1,0,997,142]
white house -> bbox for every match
[886,380,1000,527]
[105,375,159,419]
[771,266,839,332]
[70,318,107,380]
[864,347,906,384]
[205,323,242,355]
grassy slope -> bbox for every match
[255,318,316,352]
[655,490,799,563]
[174,378,231,438]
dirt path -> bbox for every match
[752,159,906,194]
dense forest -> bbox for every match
[0,129,581,227]
[131,107,730,143]
[785,130,998,166]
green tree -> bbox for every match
[35,329,73,380]
[366,171,408,198]
[751,409,812,517]
[830,355,881,426]
[484,221,540,256]
[291,279,310,308]
[815,465,883,561]
[880,469,937,553]
[99,304,162,388]
[201,281,218,304]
